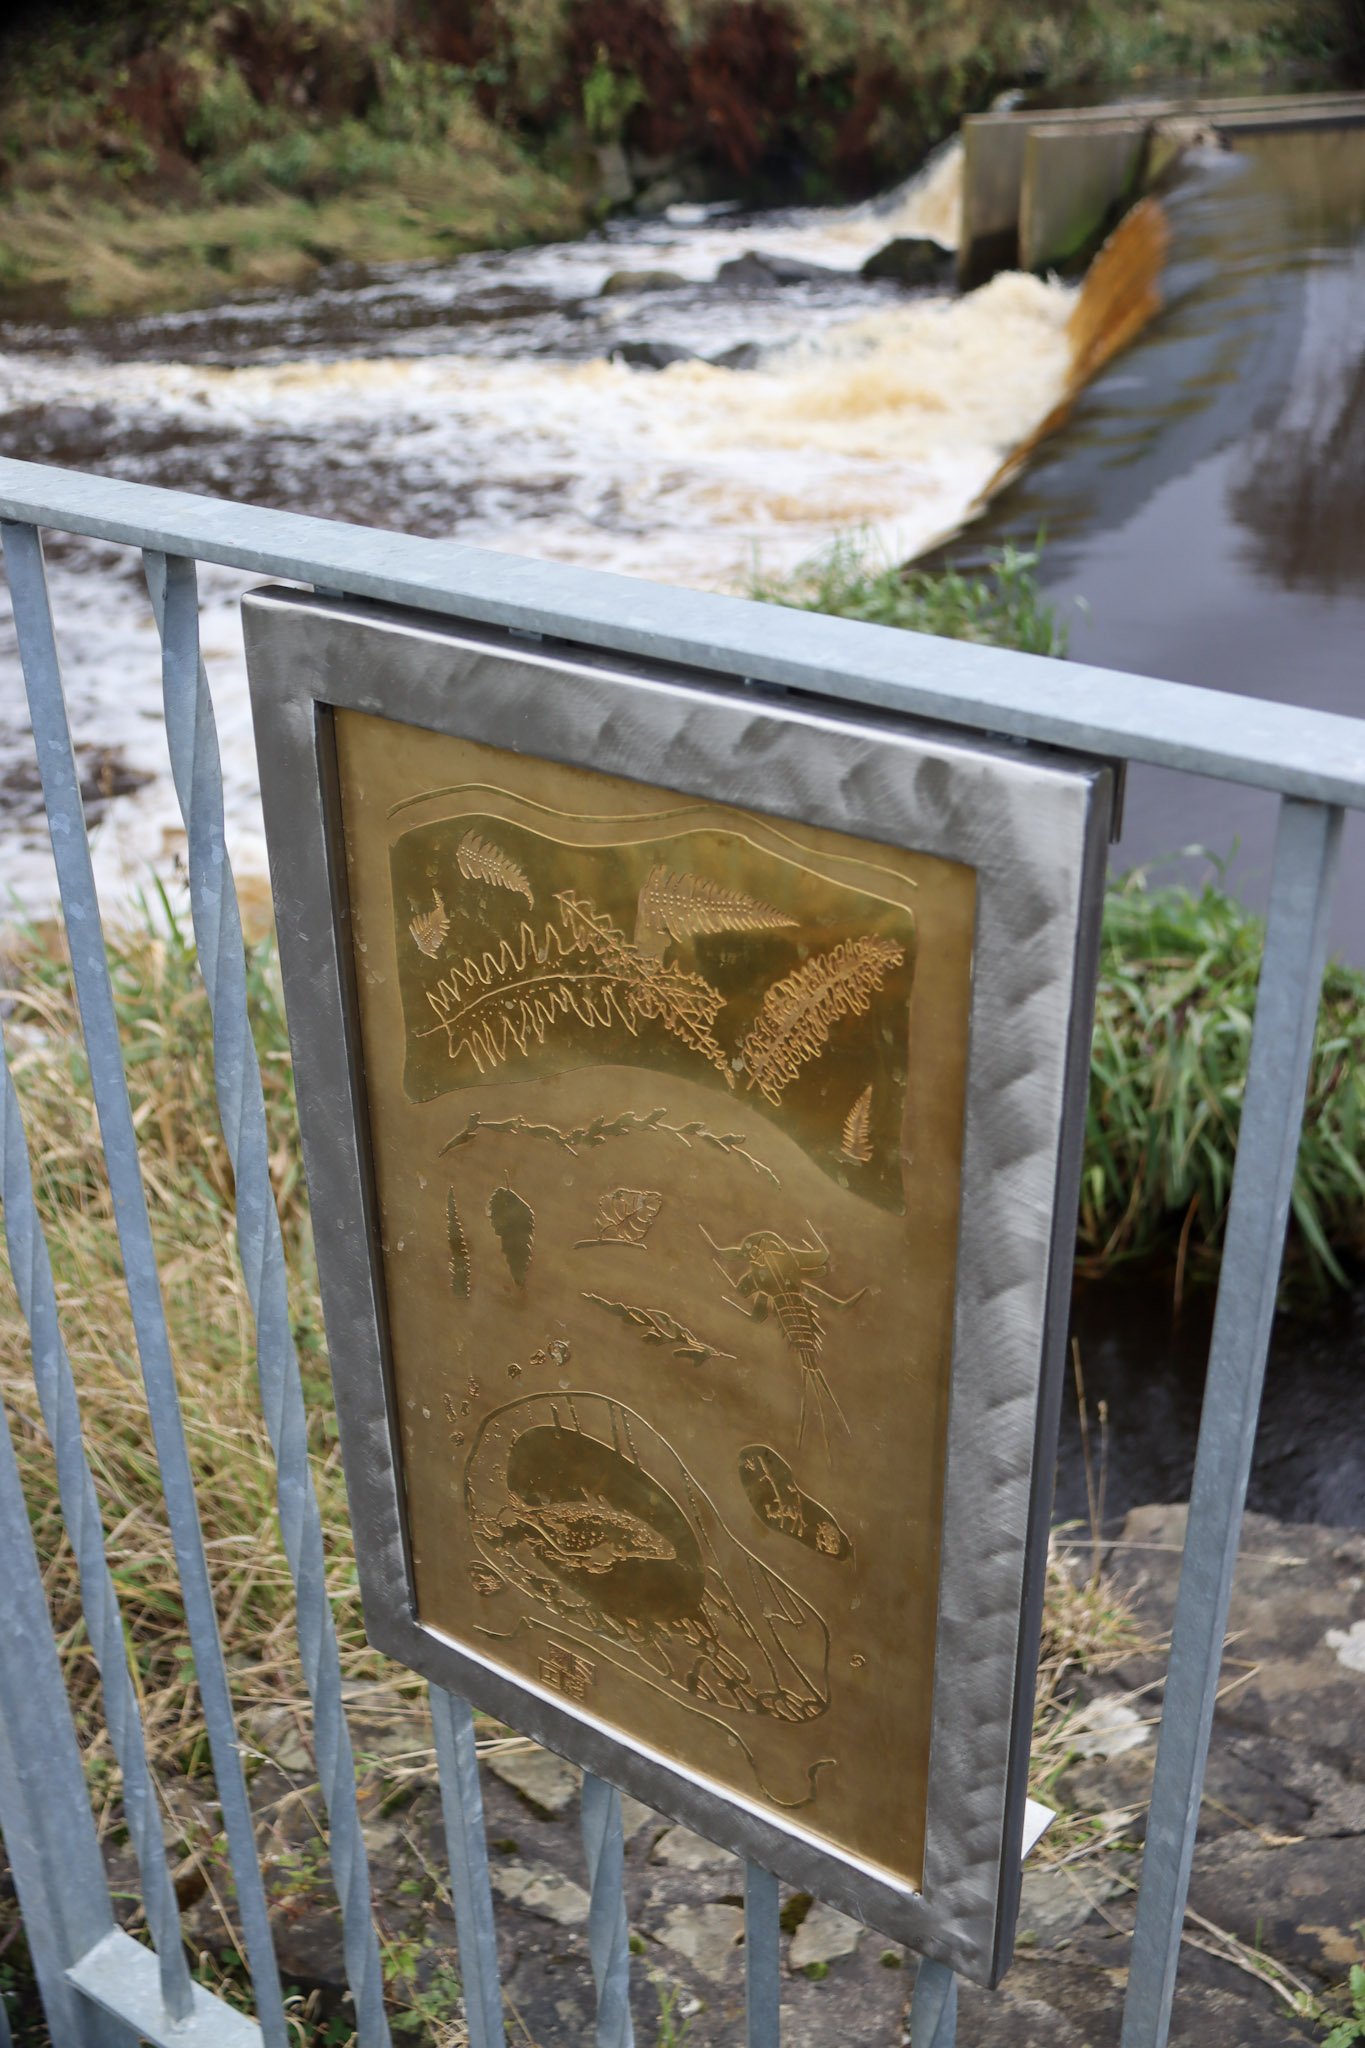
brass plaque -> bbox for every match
[335,708,976,1889]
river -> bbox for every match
[1,127,1361,1529]
[934,128,1365,959]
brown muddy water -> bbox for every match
[1,133,1362,1526]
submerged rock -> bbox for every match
[714,249,845,289]
[860,236,955,285]
[599,267,689,296]
[612,339,698,369]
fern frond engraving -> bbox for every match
[555,892,732,1083]
[409,891,449,959]
[740,936,904,1107]
[456,828,533,905]
[419,894,730,1082]
[581,1292,735,1366]
[447,1188,470,1298]
[841,1084,874,1164]
[636,865,796,946]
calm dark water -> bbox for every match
[1057,1274,1365,1529]
[936,132,1365,958]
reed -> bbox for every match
[747,534,1068,656]
[1084,864,1365,1289]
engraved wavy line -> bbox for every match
[386,787,920,907]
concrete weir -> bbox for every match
[960,90,1365,283]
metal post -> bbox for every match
[1120,797,1343,2048]
[429,1687,505,2048]
[143,548,391,2045]
[581,1775,634,2048]
[910,1957,958,2046]
[744,1862,781,2048]
[0,1012,193,2021]
[0,1389,123,2047]
[0,519,289,2045]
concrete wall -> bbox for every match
[958,91,1365,287]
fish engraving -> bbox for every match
[479,1494,678,1576]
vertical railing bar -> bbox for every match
[428,1687,506,2048]
[0,1976,11,2048]
[581,1775,634,2048]
[143,548,392,2042]
[0,520,289,2046]
[909,1957,958,2046]
[743,1862,780,2048]
[1120,795,1343,2048]
[0,1385,123,2047]
[0,1018,193,2017]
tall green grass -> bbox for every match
[1085,866,1365,1288]
[752,538,1365,1291]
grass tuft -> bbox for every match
[747,533,1068,657]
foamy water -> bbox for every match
[0,141,1077,914]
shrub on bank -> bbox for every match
[0,0,1353,316]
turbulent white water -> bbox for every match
[0,139,1076,912]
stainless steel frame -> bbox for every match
[241,586,1113,1984]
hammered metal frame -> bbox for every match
[243,587,1112,1984]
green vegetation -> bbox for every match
[752,536,1365,1292]
[0,0,1358,317]
[749,533,1068,655]
[1086,868,1365,1288]
[1320,1947,1365,2048]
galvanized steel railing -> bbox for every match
[0,454,1357,2048]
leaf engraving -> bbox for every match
[488,1182,535,1288]
[447,1188,471,1298]
[840,1084,874,1164]
[420,893,731,1083]
[581,1292,735,1366]
[409,890,450,959]
[636,864,797,945]
[456,828,533,905]
[740,936,903,1106]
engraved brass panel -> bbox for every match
[335,709,977,1888]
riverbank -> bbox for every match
[1,0,1357,319]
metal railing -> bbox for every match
[0,453,1358,2048]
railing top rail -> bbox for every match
[4,456,1365,811]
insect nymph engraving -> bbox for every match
[700,1224,865,1452]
